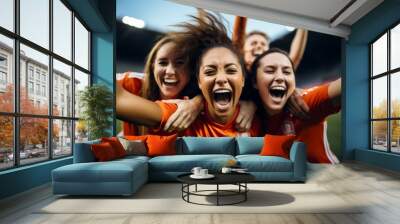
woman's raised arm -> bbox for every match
[328,78,341,107]
[289,28,308,70]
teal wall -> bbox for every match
[91,0,116,135]
[0,158,72,199]
[344,0,400,171]
[0,0,116,200]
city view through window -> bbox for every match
[0,0,91,170]
[371,23,400,153]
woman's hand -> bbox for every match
[162,95,204,132]
[287,88,310,119]
[236,100,257,132]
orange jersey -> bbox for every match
[118,73,143,136]
[263,84,340,163]
[155,101,261,137]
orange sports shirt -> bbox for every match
[155,101,261,137]
[118,73,143,136]
[263,84,341,163]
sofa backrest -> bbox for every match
[176,137,236,155]
[73,139,100,163]
[74,137,264,161]
[235,137,264,155]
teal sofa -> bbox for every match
[52,137,307,196]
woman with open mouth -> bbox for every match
[118,12,257,135]
[118,34,203,136]
[251,48,341,163]
[117,13,260,137]
[229,15,310,120]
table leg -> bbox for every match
[217,184,219,206]
[187,184,190,202]
[195,184,197,192]
[245,183,247,201]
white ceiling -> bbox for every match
[170,0,384,38]
[228,0,353,23]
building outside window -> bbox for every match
[371,23,400,154]
[35,69,40,81]
[0,71,6,84]
[0,54,7,89]
[42,85,46,97]
[35,83,40,95]
[28,66,34,80]
[28,81,34,94]
[41,73,46,83]
[0,0,91,170]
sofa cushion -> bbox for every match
[235,137,263,155]
[236,155,293,172]
[146,134,177,156]
[52,158,147,183]
[118,137,147,156]
[260,134,296,159]
[177,137,235,155]
[114,155,150,165]
[101,137,127,158]
[149,154,235,172]
[91,142,118,161]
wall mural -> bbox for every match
[116,1,342,163]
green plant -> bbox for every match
[79,84,113,140]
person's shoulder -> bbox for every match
[301,84,330,105]
[118,72,144,94]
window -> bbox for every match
[75,18,90,70]
[0,55,7,67]
[42,85,46,97]
[0,0,91,170]
[74,69,89,119]
[20,0,49,49]
[28,81,34,94]
[53,59,71,117]
[53,0,72,60]
[0,54,8,87]
[28,67,34,80]
[36,83,40,95]
[41,73,46,83]
[371,23,400,154]
[0,0,14,32]
[35,70,41,81]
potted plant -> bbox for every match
[79,84,113,140]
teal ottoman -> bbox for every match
[52,156,148,196]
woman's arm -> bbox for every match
[287,88,310,119]
[116,82,162,127]
[236,100,257,132]
[232,16,247,54]
[162,95,204,132]
[289,28,308,70]
[328,78,341,107]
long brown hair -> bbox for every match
[142,33,200,102]
[142,35,176,101]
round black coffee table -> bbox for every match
[177,173,255,206]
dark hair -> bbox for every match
[246,30,270,42]
[250,48,294,83]
[173,13,247,80]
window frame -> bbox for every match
[0,0,92,171]
[370,20,400,154]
